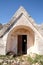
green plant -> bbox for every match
[27,56,33,64]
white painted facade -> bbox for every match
[0,6,43,55]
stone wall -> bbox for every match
[0,12,43,55]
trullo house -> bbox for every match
[0,6,43,55]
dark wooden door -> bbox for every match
[18,35,22,55]
[18,35,27,55]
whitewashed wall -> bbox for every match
[0,14,43,55]
[0,33,8,55]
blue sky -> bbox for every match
[0,0,43,24]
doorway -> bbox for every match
[18,35,27,55]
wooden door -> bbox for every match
[18,35,22,55]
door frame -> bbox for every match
[17,35,27,55]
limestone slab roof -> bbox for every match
[0,6,43,38]
[0,23,3,30]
